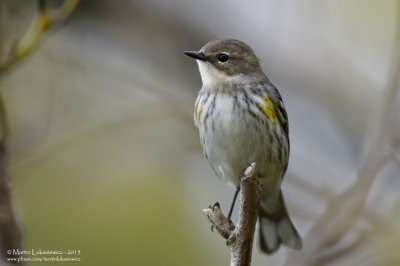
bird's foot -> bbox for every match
[210,202,221,232]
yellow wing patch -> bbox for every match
[195,98,202,122]
[260,96,279,122]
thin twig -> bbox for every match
[0,0,80,71]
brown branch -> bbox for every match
[0,95,23,264]
[203,163,262,266]
[0,140,23,264]
[203,203,235,239]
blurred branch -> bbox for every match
[313,230,369,266]
[0,95,23,264]
[0,0,80,71]
[0,1,80,263]
[285,2,400,265]
[288,173,335,200]
[203,163,261,266]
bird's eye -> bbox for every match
[217,53,230,63]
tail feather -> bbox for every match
[259,192,302,254]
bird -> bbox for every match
[184,38,302,254]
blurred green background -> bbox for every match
[1,0,400,265]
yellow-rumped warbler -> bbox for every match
[184,38,302,254]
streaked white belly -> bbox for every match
[196,91,287,188]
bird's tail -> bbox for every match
[258,192,302,254]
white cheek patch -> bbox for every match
[197,61,241,86]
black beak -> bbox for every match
[184,51,206,61]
